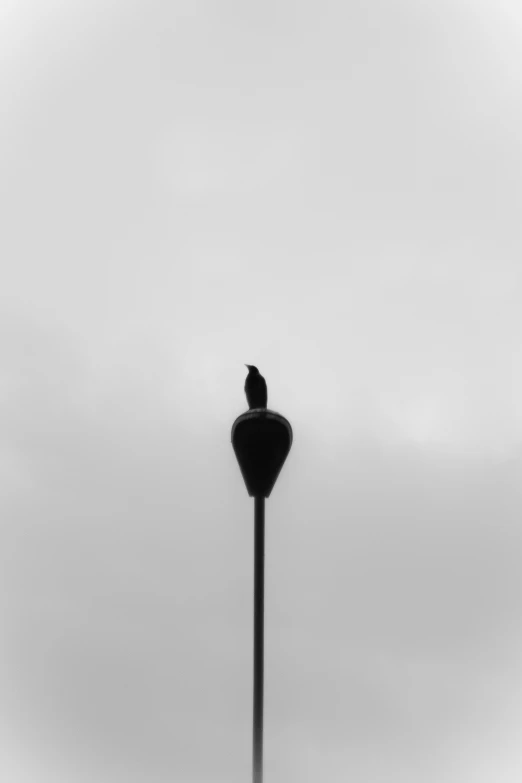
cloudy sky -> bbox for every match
[2,1,522,781]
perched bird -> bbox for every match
[244,364,268,409]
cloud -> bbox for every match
[2,1,522,780]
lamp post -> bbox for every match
[231,408,293,783]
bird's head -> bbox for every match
[245,364,259,374]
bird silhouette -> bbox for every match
[244,365,268,409]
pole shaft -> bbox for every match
[253,495,265,783]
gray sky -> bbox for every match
[2,1,522,781]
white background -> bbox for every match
[2,1,522,781]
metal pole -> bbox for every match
[253,495,265,783]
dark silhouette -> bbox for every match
[231,411,292,498]
[231,408,293,783]
[244,364,268,409]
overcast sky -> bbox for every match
[2,1,522,781]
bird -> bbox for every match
[244,364,268,409]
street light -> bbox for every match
[231,408,293,783]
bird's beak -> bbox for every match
[245,364,250,369]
